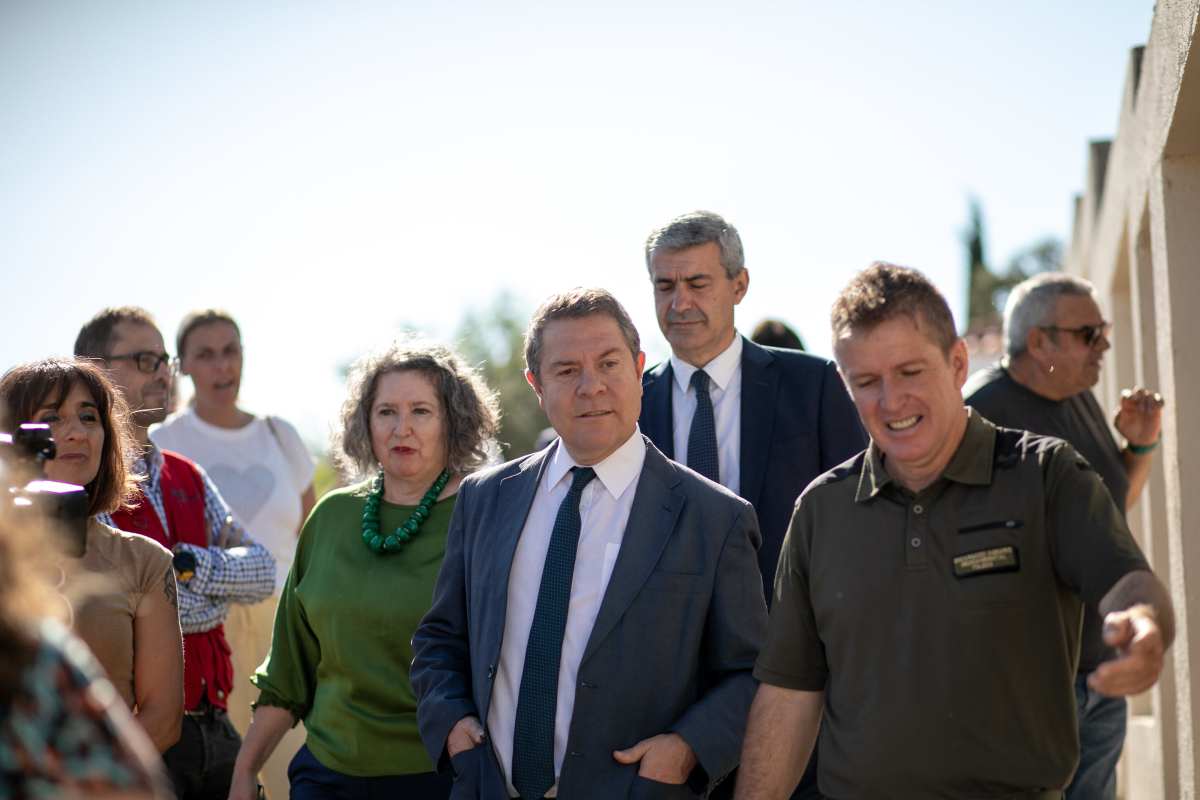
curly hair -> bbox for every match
[332,340,501,483]
[0,500,59,703]
[0,358,138,516]
[830,262,958,354]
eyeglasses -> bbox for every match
[105,351,176,374]
[1039,322,1112,348]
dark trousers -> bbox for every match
[163,704,242,800]
[289,744,453,800]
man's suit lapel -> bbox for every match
[484,446,553,619]
[641,361,675,458]
[739,338,779,509]
[581,440,683,664]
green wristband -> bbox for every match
[1127,439,1160,455]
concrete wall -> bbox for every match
[1064,2,1200,796]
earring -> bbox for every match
[1048,364,1056,374]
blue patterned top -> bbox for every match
[0,620,169,798]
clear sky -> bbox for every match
[0,0,1154,447]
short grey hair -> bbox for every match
[644,210,745,279]
[333,339,501,483]
[1004,272,1097,358]
[524,288,641,379]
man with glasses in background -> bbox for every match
[76,306,276,800]
[964,273,1166,800]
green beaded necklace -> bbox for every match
[361,468,451,555]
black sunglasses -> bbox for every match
[1039,322,1112,347]
[105,351,176,374]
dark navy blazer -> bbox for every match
[412,439,768,799]
[639,337,866,602]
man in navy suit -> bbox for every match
[412,288,768,799]
[639,211,865,603]
[639,211,864,799]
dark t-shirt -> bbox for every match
[964,363,1130,670]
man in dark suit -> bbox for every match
[412,288,769,799]
[639,211,865,603]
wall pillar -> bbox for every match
[1148,152,1200,796]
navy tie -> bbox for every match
[512,466,597,799]
[688,370,720,483]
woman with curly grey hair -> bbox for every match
[229,340,499,800]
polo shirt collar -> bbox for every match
[856,443,893,502]
[670,333,742,394]
[545,426,646,501]
[854,408,994,502]
[941,408,995,487]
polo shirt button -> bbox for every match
[911,537,922,548]
[913,504,924,514]
[217,690,225,699]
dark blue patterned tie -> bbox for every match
[512,466,596,799]
[688,369,720,483]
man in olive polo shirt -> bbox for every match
[735,263,1174,799]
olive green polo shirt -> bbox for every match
[754,410,1148,798]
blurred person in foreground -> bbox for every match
[736,263,1174,799]
[749,319,804,351]
[75,307,276,800]
[230,340,500,800]
[0,450,171,798]
[964,272,1165,800]
[412,288,768,799]
[152,309,315,798]
[0,358,183,753]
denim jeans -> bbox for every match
[163,705,243,800]
[1066,673,1127,800]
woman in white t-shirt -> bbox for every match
[150,309,315,800]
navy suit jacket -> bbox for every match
[639,337,866,601]
[412,438,768,799]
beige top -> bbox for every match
[66,518,175,709]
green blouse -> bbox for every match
[252,482,456,776]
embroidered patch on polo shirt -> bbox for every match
[952,546,1019,578]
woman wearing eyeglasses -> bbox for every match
[0,358,184,755]
[963,272,1164,800]
[150,309,315,799]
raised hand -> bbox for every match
[1114,387,1164,448]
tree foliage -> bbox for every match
[964,198,1061,332]
[454,292,547,460]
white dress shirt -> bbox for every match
[488,428,647,797]
[670,334,743,495]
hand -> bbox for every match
[216,514,247,549]
[1087,606,1166,697]
[226,770,259,800]
[1114,388,1164,448]
[447,715,485,758]
[612,733,697,785]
